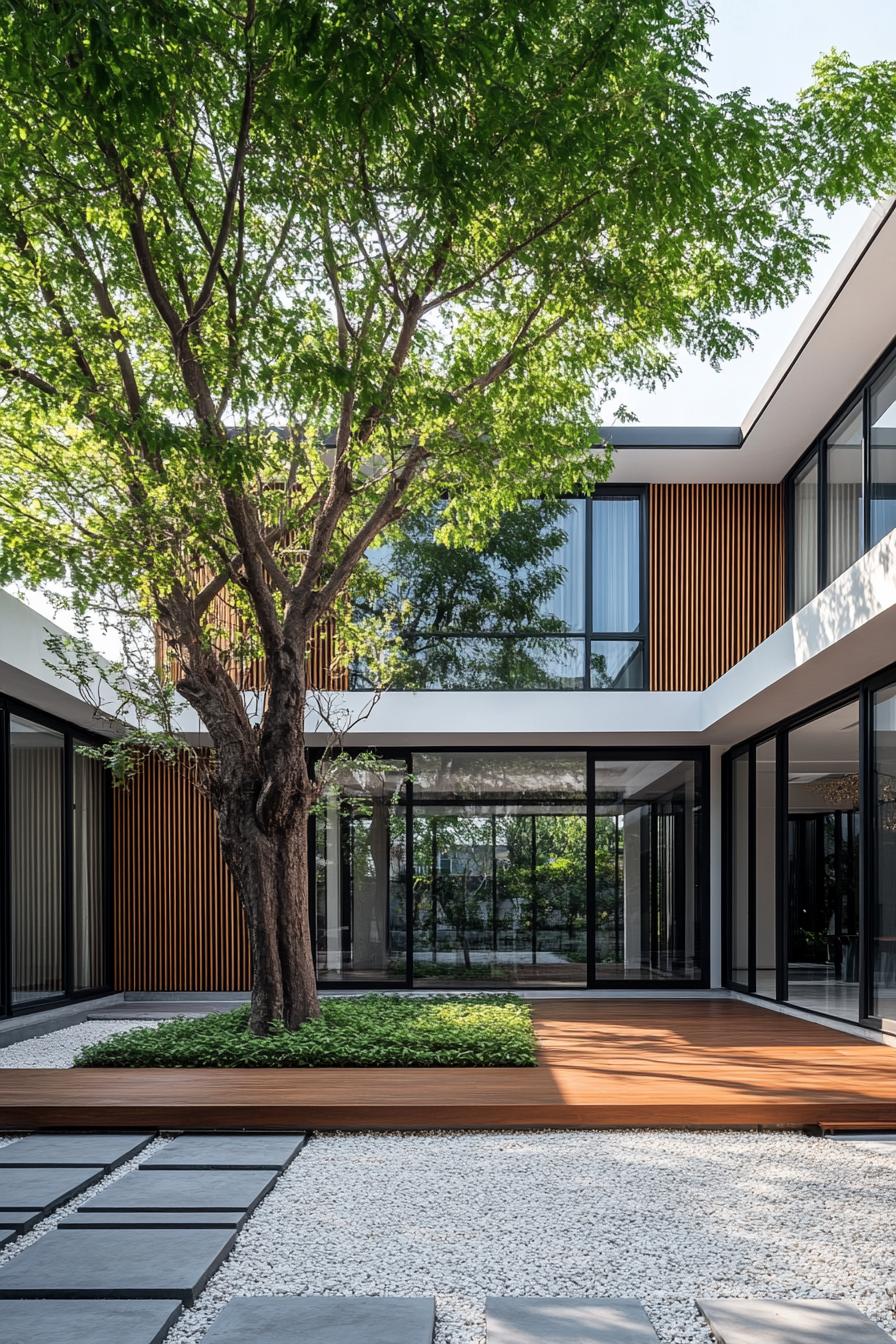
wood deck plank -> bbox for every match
[2,1000,896,1131]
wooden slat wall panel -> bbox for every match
[157,589,348,693]
[649,483,784,691]
[113,755,250,991]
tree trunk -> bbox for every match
[217,792,320,1035]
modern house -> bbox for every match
[3,199,896,1043]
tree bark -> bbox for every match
[216,786,320,1034]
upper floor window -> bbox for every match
[353,489,647,691]
[787,348,896,612]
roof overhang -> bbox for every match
[605,197,896,485]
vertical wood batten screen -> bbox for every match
[649,483,784,691]
[113,755,250,991]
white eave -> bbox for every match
[607,196,896,485]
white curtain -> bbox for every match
[593,496,640,632]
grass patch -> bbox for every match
[73,994,537,1068]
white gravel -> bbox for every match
[159,1128,896,1344]
[0,1019,163,1068]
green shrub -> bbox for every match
[73,994,537,1068]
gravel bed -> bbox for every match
[164,1128,896,1344]
[0,1019,162,1068]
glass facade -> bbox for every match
[787,345,896,611]
[353,490,647,690]
[315,748,706,988]
[0,700,110,1018]
[726,666,896,1033]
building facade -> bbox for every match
[3,200,896,1036]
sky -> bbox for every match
[9,0,896,652]
[611,0,896,426]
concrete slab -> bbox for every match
[697,1299,896,1343]
[201,1295,436,1343]
[0,1211,41,1234]
[487,1297,660,1343]
[79,1167,276,1214]
[59,1209,247,1230]
[0,1230,14,1249]
[0,1166,105,1212]
[0,1133,154,1171]
[0,1297,182,1344]
[0,1227,237,1305]
[141,1133,307,1171]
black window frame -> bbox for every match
[721,663,896,1034]
[786,337,896,615]
[0,693,113,1020]
[309,743,709,990]
[351,486,649,691]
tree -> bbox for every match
[0,0,894,1032]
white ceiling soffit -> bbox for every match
[607,197,896,486]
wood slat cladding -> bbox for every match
[649,483,784,691]
[113,754,250,991]
[156,591,348,693]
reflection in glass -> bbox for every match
[593,758,702,981]
[315,763,407,981]
[872,683,896,1022]
[10,716,64,1004]
[793,452,818,609]
[871,355,896,547]
[754,738,777,998]
[412,751,586,801]
[411,807,587,987]
[589,641,643,689]
[593,495,641,632]
[730,751,750,987]
[787,701,860,1020]
[73,754,107,992]
[352,635,586,691]
[826,402,864,583]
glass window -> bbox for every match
[593,757,703,982]
[10,716,65,1005]
[315,762,407,982]
[870,355,896,548]
[410,751,587,987]
[872,682,896,1024]
[353,636,586,691]
[786,701,860,1021]
[792,452,818,609]
[592,495,641,633]
[72,753,107,993]
[590,641,643,690]
[730,751,750,988]
[754,738,777,998]
[826,402,864,584]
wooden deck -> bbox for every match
[3,999,896,1131]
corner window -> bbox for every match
[787,344,896,613]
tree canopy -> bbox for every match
[0,0,894,700]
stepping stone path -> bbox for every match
[0,1225,236,1304]
[0,1165,105,1215]
[487,1297,661,1343]
[140,1133,307,1170]
[201,1294,436,1343]
[59,1209,249,1230]
[78,1167,277,1215]
[0,1128,308,1339]
[0,1133,153,1171]
[0,1297,182,1344]
[697,1299,896,1343]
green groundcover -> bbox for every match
[73,994,538,1068]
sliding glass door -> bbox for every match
[312,747,707,989]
